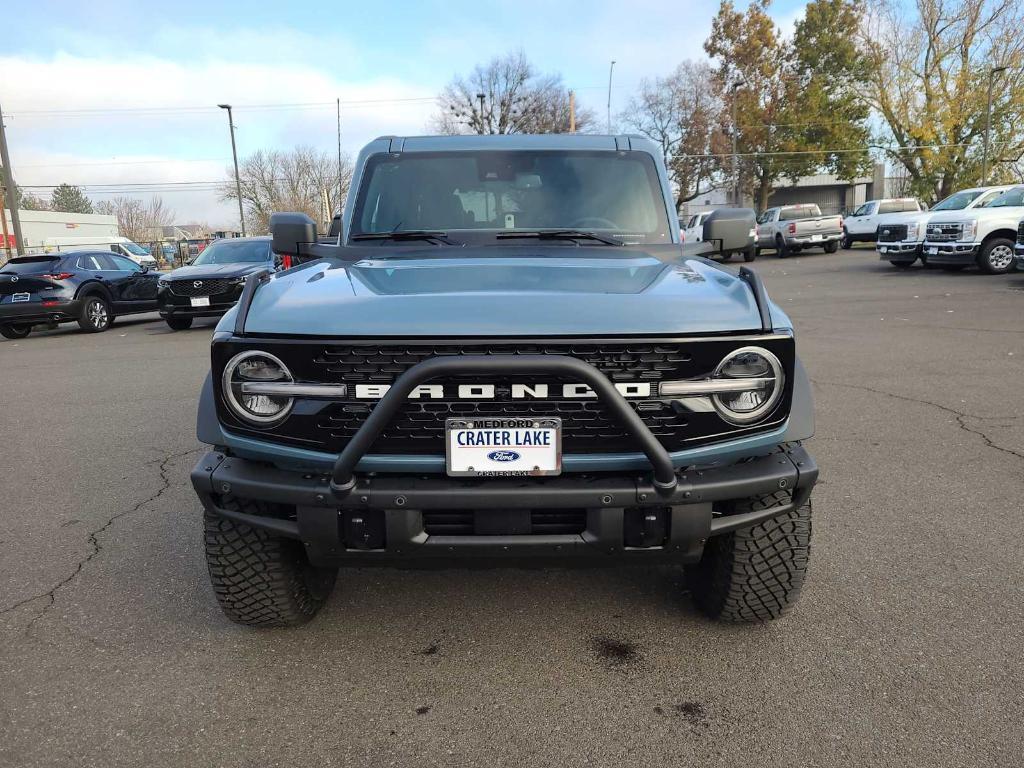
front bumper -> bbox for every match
[922,242,979,265]
[876,242,921,260]
[191,445,818,567]
[158,287,242,319]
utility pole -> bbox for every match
[218,104,247,237]
[0,102,25,256]
[568,90,576,133]
[730,79,745,206]
[336,98,344,211]
[0,182,12,261]
[982,66,1008,185]
[606,60,616,134]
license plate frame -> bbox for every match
[190,296,211,307]
[445,417,562,477]
[11,292,30,303]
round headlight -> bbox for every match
[711,346,784,424]
[222,350,294,425]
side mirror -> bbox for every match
[702,208,757,254]
[271,212,317,255]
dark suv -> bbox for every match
[157,237,277,330]
[0,251,159,339]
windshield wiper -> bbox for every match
[495,229,624,246]
[350,230,458,245]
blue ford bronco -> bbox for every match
[190,134,818,627]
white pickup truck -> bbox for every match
[841,198,924,249]
[922,185,1023,274]
[756,204,843,257]
[876,185,1014,269]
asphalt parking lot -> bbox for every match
[1,247,1022,767]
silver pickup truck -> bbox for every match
[756,204,843,257]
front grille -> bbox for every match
[213,337,794,456]
[1017,221,1024,245]
[422,509,586,536]
[926,223,962,242]
[877,224,907,242]
[169,278,236,297]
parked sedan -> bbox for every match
[0,251,159,339]
[157,236,279,330]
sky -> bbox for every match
[2,0,808,226]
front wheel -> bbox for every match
[204,504,337,627]
[0,324,31,340]
[841,229,853,249]
[78,296,112,333]
[687,490,812,622]
[165,317,194,331]
[977,237,1016,275]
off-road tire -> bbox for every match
[165,317,194,331]
[78,295,112,333]
[0,324,31,339]
[841,229,853,249]
[976,237,1016,275]
[204,505,337,627]
[824,240,839,254]
[687,490,812,622]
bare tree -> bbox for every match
[620,61,727,211]
[221,145,354,234]
[859,0,1024,200]
[432,50,595,135]
[94,195,175,242]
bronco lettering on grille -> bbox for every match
[353,382,652,399]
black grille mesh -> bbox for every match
[169,278,236,297]
[926,224,961,242]
[423,510,586,535]
[1017,221,1024,245]
[876,224,908,242]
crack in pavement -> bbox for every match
[0,446,202,626]
[812,379,1024,462]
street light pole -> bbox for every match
[0,101,26,256]
[476,92,486,134]
[218,104,246,237]
[606,60,616,134]
[982,66,1007,185]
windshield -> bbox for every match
[988,187,1024,207]
[191,240,270,265]
[931,190,983,211]
[0,256,60,274]
[351,150,671,243]
[121,241,148,256]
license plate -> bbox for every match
[12,292,30,303]
[190,296,210,307]
[810,234,822,241]
[927,247,937,255]
[446,417,561,477]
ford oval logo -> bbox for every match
[487,450,521,463]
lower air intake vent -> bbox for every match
[423,509,586,536]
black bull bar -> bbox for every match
[328,354,680,497]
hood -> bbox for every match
[240,246,768,337]
[165,262,270,280]
[929,204,1024,224]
